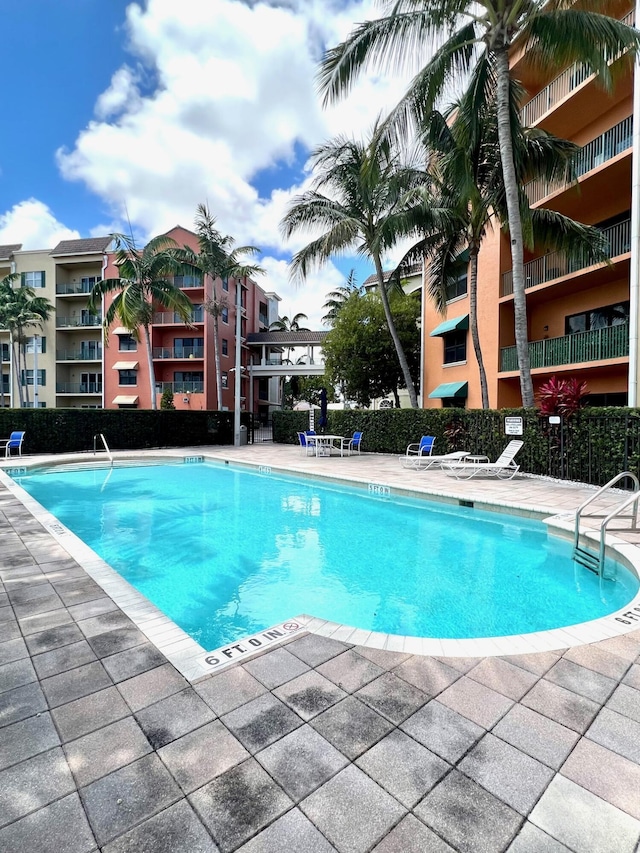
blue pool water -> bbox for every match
[14,462,638,649]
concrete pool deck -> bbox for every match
[1,444,640,852]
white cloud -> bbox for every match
[54,0,416,323]
[0,200,80,250]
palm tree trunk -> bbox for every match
[142,325,158,410]
[11,337,23,407]
[21,339,30,406]
[373,254,418,407]
[468,246,489,409]
[495,47,534,408]
[211,283,223,409]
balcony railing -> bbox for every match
[521,9,635,126]
[152,310,204,325]
[56,282,94,295]
[155,381,205,393]
[56,382,103,394]
[500,322,629,372]
[57,348,103,361]
[501,218,631,296]
[151,346,204,359]
[56,315,102,328]
[525,115,633,205]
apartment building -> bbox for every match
[0,238,110,409]
[1,228,281,413]
[421,4,636,409]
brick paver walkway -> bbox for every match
[1,448,640,852]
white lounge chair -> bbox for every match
[443,440,524,480]
[400,450,469,470]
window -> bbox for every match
[222,338,228,356]
[221,307,229,323]
[25,336,46,354]
[21,369,46,386]
[259,302,268,327]
[1,343,9,362]
[80,341,101,359]
[118,334,137,352]
[446,270,468,301]
[22,401,46,408]
[565,301,629,335]
[443,331,467,364]
[21,271,45,288]
[173,274,202,288]
[174,337,203,357]
[173,371,203,392]
[222,278,229,292]
[118,370,137,386]
[442,397,466,409]
[80,372,101,393]
[222,371,229,389]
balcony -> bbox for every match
[521,9,634,126]
[56,315,102,328]
[525,115,632,205]
[56,282,94,295]
[155,381,204,394]
[152,346,204,360]
[57,348,103,361]
[152,310,204,325]
[499,323,629,372]
[56,382,103,394]
[501,218,630,297]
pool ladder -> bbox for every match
[93,433,113,466]
[573,472,640,579]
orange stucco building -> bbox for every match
[421,4,637,409]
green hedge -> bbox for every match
[0,408,252,455]
[274,406,640,486]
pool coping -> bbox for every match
[2,450,640,681]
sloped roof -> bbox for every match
[0,244,22,260]
[246,331,328,345]
[362,263,422,287]
[50,236,112,256]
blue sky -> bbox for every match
[0,0,411,325]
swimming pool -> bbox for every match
[13,461,639,650]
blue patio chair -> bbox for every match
[297,431,317,456]
[0,431,25,458]
[402,436,435,466]
[338,431,363,456]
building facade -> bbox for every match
[1,229,281,414]
[421,4,636,409]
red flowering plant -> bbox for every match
[538,376,588,418]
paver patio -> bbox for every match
[1,444,640,852]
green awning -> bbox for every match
[428,381,468,399]
[429,314,469,337]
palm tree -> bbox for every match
[0,277,52,407]
[0,274,19,407]
[183,204,264,410]
[319,0,639,407]
[321,270,364,326]
[402,70,607,409]
[89,233,195,410]
[281,126,425,407]
[269,312,310,365]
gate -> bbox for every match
[250,414,273,444]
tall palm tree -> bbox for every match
[319,0,639,407]
[0,274,19,407]
[0,277,52,407]
[89,233,195,410]
[403,69,607,408]
[281,125,425,407]
[183,204,264,410]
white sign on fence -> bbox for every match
[504,416,523,436]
